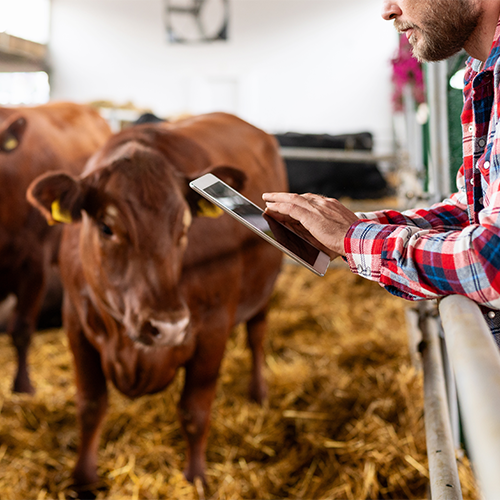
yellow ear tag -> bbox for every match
[51,199,72,224]
[197,198,223,218]
[3,136,18,151]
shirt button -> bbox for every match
[488,311,496,319]
[485,161,491,169]
[479,197,484,204]
[479,139,486,147]
[470,178,474,185]
[468,125,473,132]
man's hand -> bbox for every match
[262,192,359,259]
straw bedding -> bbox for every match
[0,261,478,499]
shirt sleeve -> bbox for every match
[354,166,470,230]
[344,168,500,309]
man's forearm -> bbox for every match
[344,219,500,307]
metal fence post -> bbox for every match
[439,295,500,500]
[419,304,463,500]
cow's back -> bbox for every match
[166,112,287,196]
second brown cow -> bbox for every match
[28,112,287,486]
[0,102,111,394]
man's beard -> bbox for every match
[394,0,482,62]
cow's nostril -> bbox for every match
[137,321,160,345]
[150,326,160,337]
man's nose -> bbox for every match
[381,0,402,20]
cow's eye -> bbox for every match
[98,221,113,237]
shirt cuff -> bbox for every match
[344,220,387,281]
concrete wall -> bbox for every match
[49,0,398,154]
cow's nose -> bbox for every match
[381,0,402,20]
[138,315,190,346]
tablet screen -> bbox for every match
[203,180,321,267]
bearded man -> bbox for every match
[263,0,500,343]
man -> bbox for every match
[263,0,500,342]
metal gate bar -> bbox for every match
[279,146,396,164]
[419,306,463,500]
[439,295,500,500]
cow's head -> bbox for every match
[27,140,246,347]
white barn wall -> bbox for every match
[49,0,398,154]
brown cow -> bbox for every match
[27,112,287,486]
[0,102,112,394]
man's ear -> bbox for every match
[27,172,85,225]
[0,114,27,153]
[185,165,248,218]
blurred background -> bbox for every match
[0,0,395,151]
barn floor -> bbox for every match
[0,261,478,500]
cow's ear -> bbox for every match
[0,114,27,153]
[185,166,248,218]
[27,172,85,225]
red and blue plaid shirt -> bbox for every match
[345,20,500,312]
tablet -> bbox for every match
[189,173,330,276]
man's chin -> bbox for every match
[403,32,427,62]
[409,32,465,63]
[414,46,462,63]
[409,42,426,63]
[410,39,440,63]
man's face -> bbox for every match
[382,0,482,62]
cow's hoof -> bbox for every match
[183,466,207,485]
[71,481,107,500]
[73,468,101,491]
[74,488,97,500]
[13,378,35,395]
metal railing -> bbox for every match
[418,305,462,500]
[410,296,500,499]
[279,146,397,165]
[438,295,500,500]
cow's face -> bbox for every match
[28,142,197,346]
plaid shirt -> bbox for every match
[345,20,500,322]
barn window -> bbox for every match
[0,71,49,105]
[0,0,50,104]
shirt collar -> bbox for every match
[481,19,500,72]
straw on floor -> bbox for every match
[0,262,478,499]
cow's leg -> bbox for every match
[65,300,108,487]
[179,339,229,483]
[10,263,46,394]
[246,308,268,404]
[9,310,36,394]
